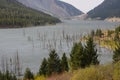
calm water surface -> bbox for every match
[0,20,119,73]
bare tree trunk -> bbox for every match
[5,57,9,72]
[1,56,5,73]
[16,51,21,76]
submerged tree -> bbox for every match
[61,53,69,72]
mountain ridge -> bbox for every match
[88,0,120,19]
[16,0,83,18]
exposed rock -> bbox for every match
[16,0,83,18]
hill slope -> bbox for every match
[88,0,120,19]
[0,0,60,28]
[16,0,83,18]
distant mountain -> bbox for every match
[16,0,83,18]
[0,0,60,28]
[88,0,120,19]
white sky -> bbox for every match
[60,0,104,13]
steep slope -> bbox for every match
[55,0,82,16]
[0,0,60,28]
[88,0,120,19]
[17,0,83,18]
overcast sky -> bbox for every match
[60,0,104,13]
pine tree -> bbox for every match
[70,42,85,70]
[113,42,120,63]
[39,58,48,76]
[47,50,61,75]
[114,32,119,41]
[61,53,69,72]
[91,30,95,37]
[3,70,17,80]
[84,37,99,66]
[96,29,103,37]
[24,68,34,80]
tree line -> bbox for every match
[0,36,120,80]
[91,27,120,42]
[38,37,99,77]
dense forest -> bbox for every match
[0,0,60,28]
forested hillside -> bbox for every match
[88,0,120,19]
[0,0,60,28]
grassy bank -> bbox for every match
[35,61,120,80]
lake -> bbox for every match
[0,20,119,74]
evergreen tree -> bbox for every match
[24,68,34,80]
[47,50,61,75]
[39,58,48,76]
[96,29,103,37]
[0,71,5,80]
[114,32,120,41]
[84,37,99,66]
[61,53,69,72]
[107,30,113,37]
[70,42,85,70]
[115,26,120,33]
[11,75,17,80]
[0,70,17,80]
[113,42,120,63]
[91,30,95,37]
[5,70,10,80]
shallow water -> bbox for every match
[0,20,119,73]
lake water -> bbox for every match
[0,20,119,74]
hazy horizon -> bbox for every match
[60,0,104,13]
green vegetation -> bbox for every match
[36,62,120,80]
[47,50,62,75]
[39,58,48,76]
[113,42,120,63]
[72,61,120,80]
[39,51,69,76]
[115,25,120,33]
[84,37,99,65]
[114,32,120,41]
[0,71,17,80]
[39,50,62,76]
[107,30,114,37]
[84,25,120,50]
[70,42,85,69]
[70,37,99,70]
[95,29,103,37]
[24,68,34,80]
[61,53,69,72]
[39,37,99,77]
[0,0,60,28]
[1,26,120,80]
